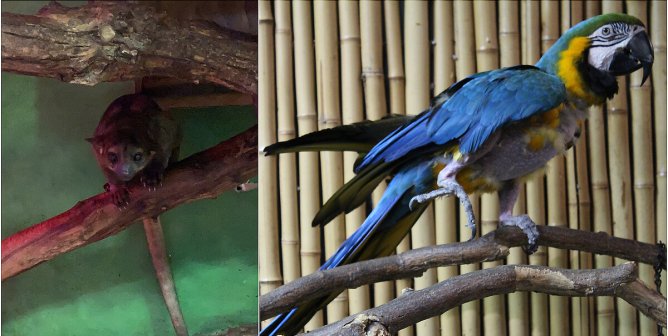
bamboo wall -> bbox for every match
[259,1,667,335]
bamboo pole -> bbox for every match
[571,1,584,24]
[583,2,609,335]
[274,0,300,285]
[588,103,616,335]
[627,2,657,335]
[522,1,549,335]
[314,0,348,325]
[563,3,593,335]
[381,1,407,326]
[292,1,324,330]
[339,0,370,316]
[385,0,405,117]
[562,5,596,335]
[404,2,439,335]
[499,1,528,335]
[433,1,460,335]
[602,1,639,334]
[571,4,594,334]
[361,1,387,122]
[565,146,583,336]
[258,2,281,329]
[454,1,480,335]
[472,2,506,335]
[651,0,667,299]
[576,129,595,336]
[365,1,400,312]
[541,3,570,335]
[585,1,600,18]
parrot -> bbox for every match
[260,13,654,336]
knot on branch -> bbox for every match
[343,314,390,336]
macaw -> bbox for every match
[261,13,653,336]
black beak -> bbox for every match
[609,30,654,85]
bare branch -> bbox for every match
[1,1,257,95]
[1,126,258,280]
[303,263,666,336]
[260,225,664,319]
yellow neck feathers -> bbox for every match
[556,37,604,105]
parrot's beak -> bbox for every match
[608,30,654,85]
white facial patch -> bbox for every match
[587,24,645,71]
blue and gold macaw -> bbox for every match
[261,13,653,336]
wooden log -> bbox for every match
[1,1,257,95]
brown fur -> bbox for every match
[87,94,181,206]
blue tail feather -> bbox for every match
[260,159,437,336]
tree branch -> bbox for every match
[1,126,258,280]
[1,1,257,95]
[303,263,666,336]
[260,224,665,319]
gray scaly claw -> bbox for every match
[500,214,540,254]
[409,179,477,240]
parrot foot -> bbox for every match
[409,179,476,240]
[500,214,539,254]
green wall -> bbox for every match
[1,21,258,336]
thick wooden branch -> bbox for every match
[260,225,665,319]
[2,1,257,95]
[1,126,258,280]
[304,263,666,336]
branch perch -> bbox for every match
[1,126,258,280]
[260,224,665,319]
[1,1,257,95]
[304,263,666,336]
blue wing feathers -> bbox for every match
[357,66,566,169]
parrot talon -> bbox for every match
[500,214,540,254]
[410,179,477,240]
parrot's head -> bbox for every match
[584,15,653,84]
[537,13,653,103]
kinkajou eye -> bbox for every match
[108,152,118,164]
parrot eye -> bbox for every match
[602,27,611,36]
[133,152,143,162]
[107,152,118,164]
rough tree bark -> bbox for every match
[302,263,665,335]
[261,224,666,319]
[1,126,257,280]
[1,1,258,95]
